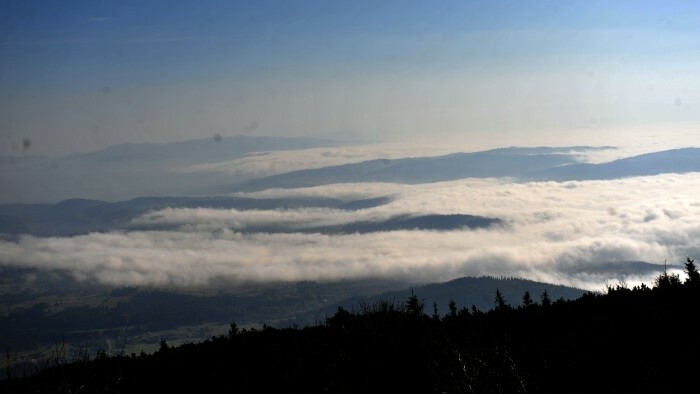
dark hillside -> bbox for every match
[291,276,585,326]
[3,259,699,393]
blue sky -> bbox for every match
[1,0,699,155]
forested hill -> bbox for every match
[289,276,586,327]
[3,259,699,393]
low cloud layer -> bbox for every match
[2,173,699,291]
[131,206,399,232]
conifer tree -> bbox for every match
[448,299,458,318]
[655,261,682,289]
[228,321,239,339]
[405,290,424,317]
[522,291,533,307]
[495,289,508,310]
[541,289,551,307]
[684,257,700,285]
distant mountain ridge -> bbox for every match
[527,147,700,181]
[0,195,392,237]
[0,196,503,237]
[61,135,350,168]
[218,146,594,193]
[0,135,356,204]
[3,139,698,204]
[211,146,698,192]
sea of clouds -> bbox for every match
[2,172,698,291]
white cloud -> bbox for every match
[131,205,399,231]
[2,173,699,291]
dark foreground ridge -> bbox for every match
[2,258,699,393]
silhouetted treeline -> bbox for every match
[3,258,700,393]
[1,276,579,353]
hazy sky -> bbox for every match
[1,0,699,156]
